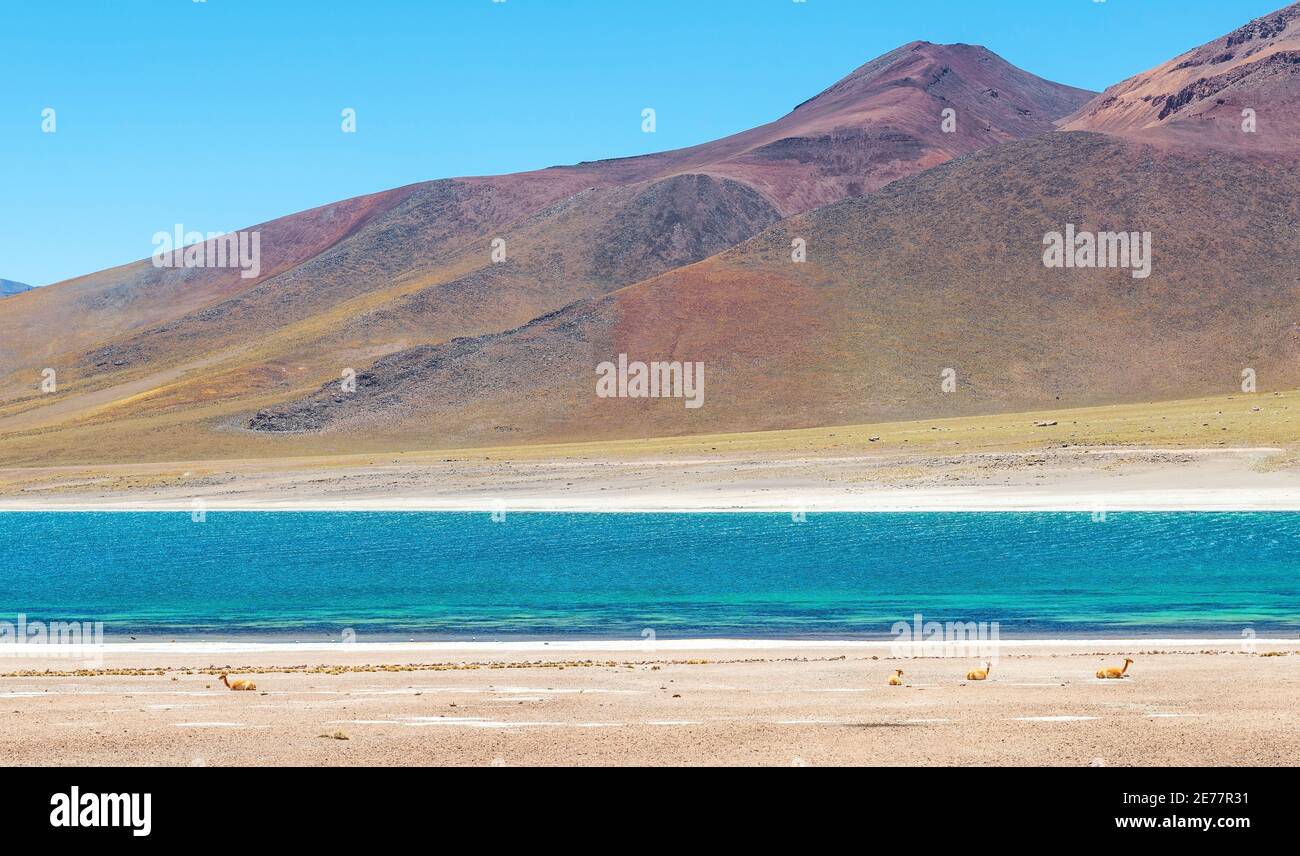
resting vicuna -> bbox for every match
[1096,658,1133,679]
[219,673,257,691]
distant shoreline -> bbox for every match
[2,487,1300,513]
[3,638,1295,657]
[1,439,1296,513]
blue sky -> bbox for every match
[0,0,1286,286]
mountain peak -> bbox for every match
[791,40,1090,123]
[801,41,995,106]
[556,41,1093,216]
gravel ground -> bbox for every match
[2,643,1297,766]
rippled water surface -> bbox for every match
[1,512,1296,638]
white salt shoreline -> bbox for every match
[2,444,1295,511]
[1,638,1292,657]
[3,485,1300,512]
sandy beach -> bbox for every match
[3,640,1297,766]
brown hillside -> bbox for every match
[1062,2,1300,151]
[0,43,1091,464]
[248,132,1300,447]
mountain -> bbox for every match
[0,42,1093,464]
[0,279,32,297]
[246,132,1300,445]
[243,3,1300,448]
[0,186,420,371]
[1062,2,1300,151]
[585,40,1097,215]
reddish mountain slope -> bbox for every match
[1062,2,1300,151]
[245,4,1300,448]
[246,132,1300,446]
[0,42,1092,464]
[0,186,413,373]
[568,41,1095,215]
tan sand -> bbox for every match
[2,641,1297,766]
[0,445,1297,512]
